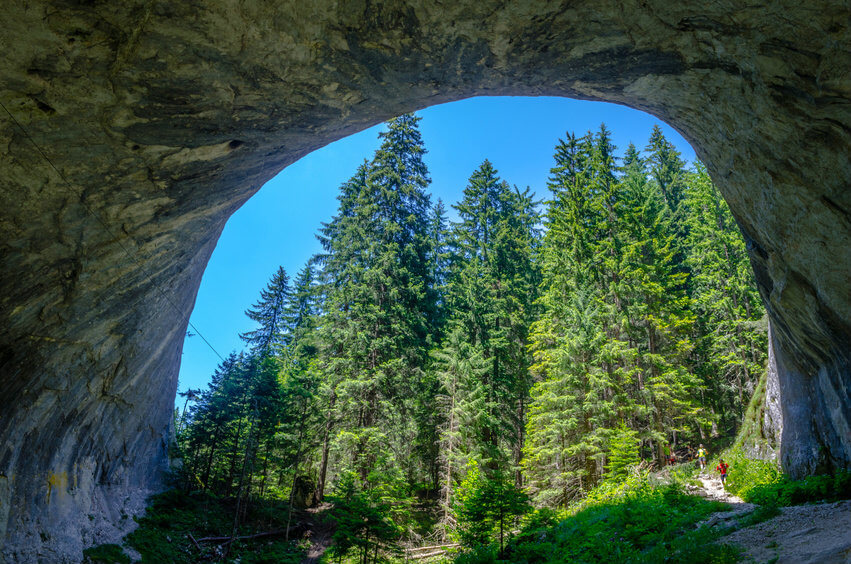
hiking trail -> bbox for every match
[300,503,335,564]
[688,472,851,563]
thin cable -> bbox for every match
[0,99,225,362]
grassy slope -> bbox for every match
[456,471,739,564]
[85,490,308,564]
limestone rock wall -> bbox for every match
[0,1,849,561]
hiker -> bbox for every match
[663,443,672,466]
[697,444,708,470]
[716,458,729,488]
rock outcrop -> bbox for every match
[0,1,848,561]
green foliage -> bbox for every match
[717,448,851,508]
[526,126,720,502]
[82,544,130,564]
[714,449,780,501]
[684,163,767,435]
[455,461,530,555]
[732,369,768,447]
[240,265,292,354]
[317,113,439,499]
[469,474,738,563]
[746,472,851,506]
[606,423,641,480]
[327,471,409,563]
[173,116,774,561]
[118,490,305,564]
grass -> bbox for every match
[454,472,741,563]
[82,543,130,564]
[83,490,307,564]
[715,448,851,507]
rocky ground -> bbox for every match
[692,474,851,563]
[718,499,851,564]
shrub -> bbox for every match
[713,448,780,500]
[745,471,851,507]
[82,544,130,564]
[455,461,530,556]
[489,474,737,563]
[718,448,851,507]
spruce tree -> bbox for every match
[318,114,436,497]
[442,160,540,473]
[683,162,767,432]
[240,266,291,355]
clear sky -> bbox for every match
[177,96,697,397]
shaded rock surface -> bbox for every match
[0,0,849,561]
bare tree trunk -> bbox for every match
[314,392,336,504]
[226,413,246,498]
[286,400,309,540]
[229,403,258,551]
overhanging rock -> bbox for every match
[1,1,849,561]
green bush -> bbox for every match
[718,448,851,507]
[81,490,308,564]
[745,471,851,507]
[465,474,739,563]
[82,544,130,564]
[713,448,780,500]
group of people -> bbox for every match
[664,442,729,487]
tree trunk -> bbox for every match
[202,424,221,493]
[286,400,308,540]
[314,392,336,504]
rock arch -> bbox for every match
[0,1,848,561]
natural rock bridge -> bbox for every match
[1,1,848,561]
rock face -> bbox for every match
[0,1,848,561]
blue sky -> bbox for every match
[177,96,697,397]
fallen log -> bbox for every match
[187,533,201,551]
[409,550,452,560]
[406,543,459,553]
[195,529,284,544]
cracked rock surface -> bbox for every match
[0,1,849,561]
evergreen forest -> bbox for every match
[164,114,773,563]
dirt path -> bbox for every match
[696,473,750,505]
[717,499,851,563]
[300,504,334,564]
[688,474,851,563]
[685,472,757,529]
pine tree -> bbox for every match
[618,140,701,463]
[454,460,529,557]
[683,162,767,432]
[240,266,291,355]
[318,114,437,499]
[432,326,489,532]
[442,160,540,472]
[606,423,640,480]
[646,125,687,213]
[527,127,635,495]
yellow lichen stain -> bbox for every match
[46,472,68,504]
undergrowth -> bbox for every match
[455,471,740,563]
[82,543,130,564]
[84,490,307,564]
[716,448,851,507]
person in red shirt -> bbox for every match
[716,459,729,488]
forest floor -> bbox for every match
[300,503,335,564]
[692,473,851,563]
